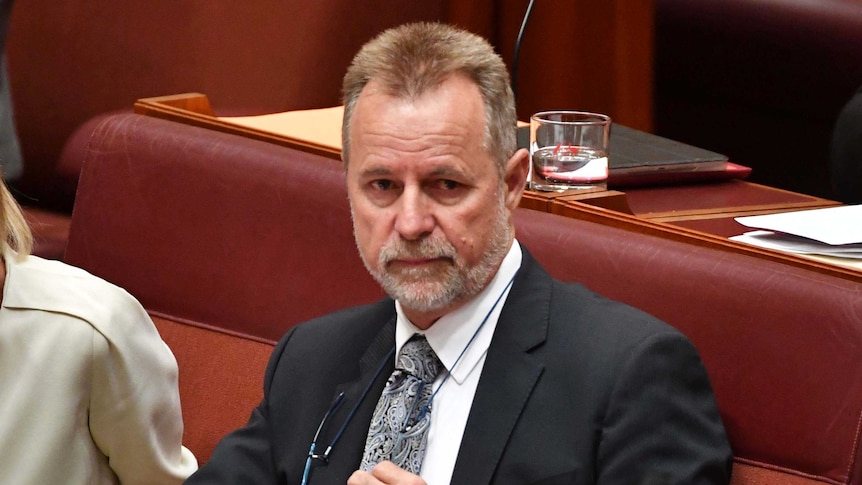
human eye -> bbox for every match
[370,179,395,191]
[428,178,467,203]
[363,178,401,206]
[436,179,460,191]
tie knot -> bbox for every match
[397,335,441,382]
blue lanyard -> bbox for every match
[407,274,516,428]
[301,272,517,484]
[301,346,394,485]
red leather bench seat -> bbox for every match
[151,314,273,462]
[64,114,383,343]
[516,210,862,484]
[65,114,862,482]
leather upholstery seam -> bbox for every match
[733,456,842,485]
[844,408,862,484]
[147,309,278,347]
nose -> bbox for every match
[393,187,435,240]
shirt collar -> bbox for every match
[395,240,522,384]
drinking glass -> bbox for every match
[529,111,611,191]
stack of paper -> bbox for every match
[730,205,862,263]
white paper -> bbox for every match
[730,230,862,259]
[735,205,862,245]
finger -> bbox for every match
[347,469,377,485]
[369,461,426,485]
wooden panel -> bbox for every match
[623,180,841,221]
[665,216,750,239]
[446,0,655,131]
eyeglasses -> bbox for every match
[301,347,394,485]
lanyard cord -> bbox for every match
[410,273,517,427]
[329,347,395,452]
[302,270,518,483]
[301,347,395,485]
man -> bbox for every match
[187,22,732,484]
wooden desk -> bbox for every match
[523,179,839,222]
[623,180,840,221]
[134,93,341,159]
[134,93,861,282]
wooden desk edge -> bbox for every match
[521,189,633,214]
[550,199,862,283]
[134,94,342,160]
[630,180,841,221]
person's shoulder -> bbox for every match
[288,297,395,340]
[4,255,147,328]
[7,254,135,299]
[516,249,682,344]
[266,298,396,373]
[309,298,395,324]
[550,278,683,343]
[541,279,706,383]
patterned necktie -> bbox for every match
[361,334,442,474]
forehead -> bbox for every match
[348,75,491,172]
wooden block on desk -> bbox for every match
[556,190,632,214]
[520,190,559,212]
[520,187,625,213]
[135,93,216,116]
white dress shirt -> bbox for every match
[0,252,197,484]
[393,241,522,485]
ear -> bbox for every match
[502,148,530,211]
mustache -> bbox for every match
[379,237,457,265]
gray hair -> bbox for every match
[341,22,517,175]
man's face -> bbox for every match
[346,74,528,328]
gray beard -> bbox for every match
[356,203,512,315]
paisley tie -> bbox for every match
[360,334,442,474]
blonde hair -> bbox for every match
[341,22,517,175]
[0,179,33,258]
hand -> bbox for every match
[347,461,427,485]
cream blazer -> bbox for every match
[0,253,197,484]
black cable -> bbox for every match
[511,0,537,106]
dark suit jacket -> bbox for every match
[187,248,732,484]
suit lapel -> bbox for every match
[308,316,397,483]
[450,249,551,484]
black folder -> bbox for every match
[517,124,733,187]
[608,124,727,175]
